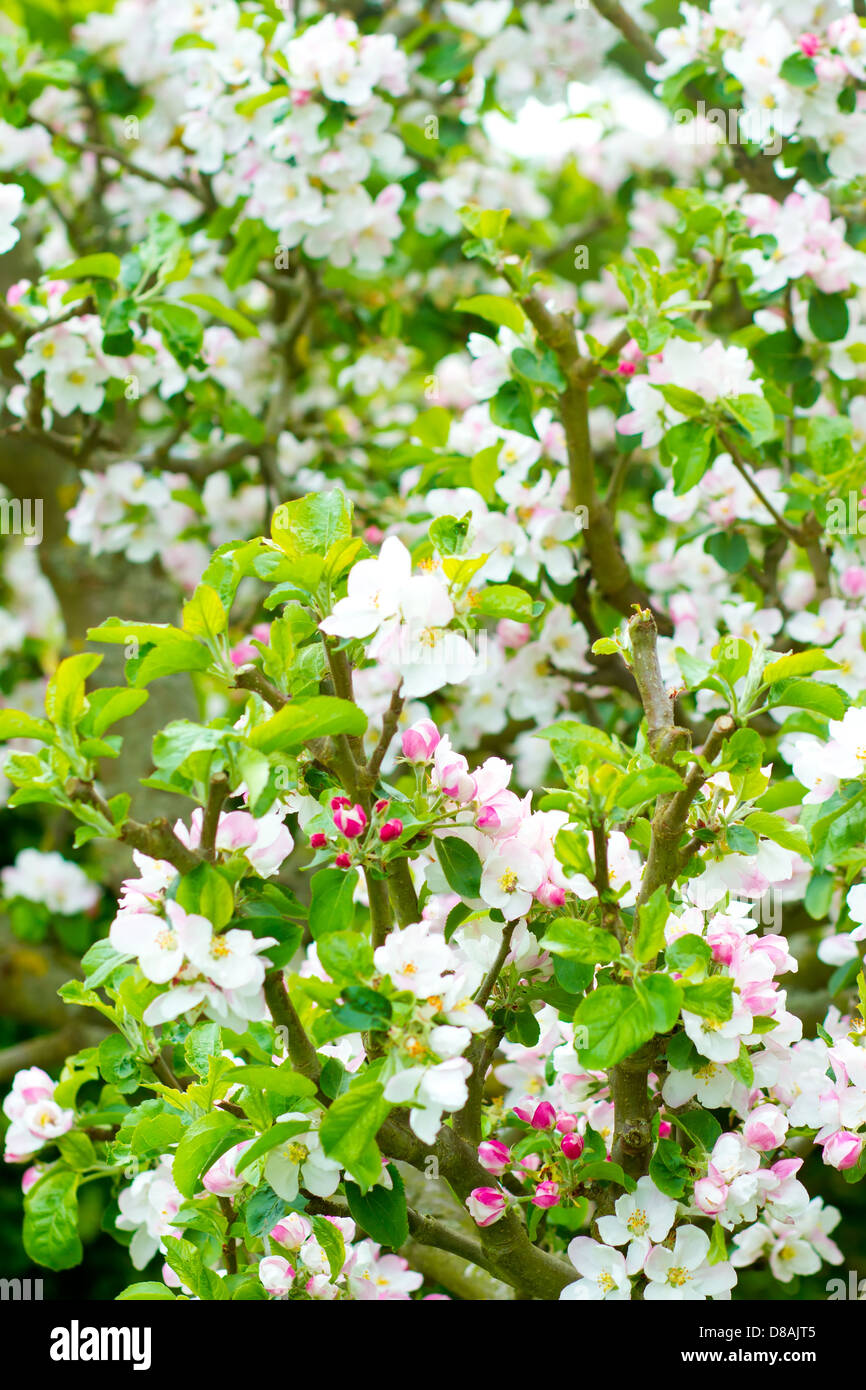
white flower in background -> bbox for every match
[343,1239,424,1300]
[2,1066,74,1161]
[2,849,99,914]
[0,183,24,253]
[383,1032,473,1144]
[373,920,454,996]
[264,1112,342,1202]
[116,1159,183,1269]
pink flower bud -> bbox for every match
[202,1140,251,1197]
[374,799,390,814]
[335,852,352,869]
[841,565,866,599]
[270,1213,312,1249]
[820,1130,863,1171]
[617,359,636,376]
[532,1180,560,1209]
[465,1187,506,1227]
[560,1133,584,1161]
[743,1104,788,1153]
[401,718,440,763]
[496,620,530,649]
[21,1165,40,1194]
[535,880,566,908]
[658,1120,672,1139]
[310,832,327,849]
[330,796,351,811]
[531,1101,556,1131]
[478,1140,511,1175]
[556,1112,578,1134]
[333,802,367,838]
[694,1173,728,1215]
[379,818,403,842]
[798,32,820,55]
[364,525,384,544]
[259,1255,295,1297]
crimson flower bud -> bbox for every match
[379,819,403,842]
[531,1101,556,1131]
[560,1133,584,1161]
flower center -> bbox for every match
[667,1265,690,1287]
[498,869,519,893]
[287,1142,309,1165]
[627,1208,649,1236]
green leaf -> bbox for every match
[332,985,392,1032]
[49,253,121,280]
[474,585,535,621]
[248,697,367,754]
[722,394,775,444]
[162,1236,229,1300]
[87,687,149,737]
[667,421,714,494]
[613,766,683,812]
[657,384,706,417]
[184,1021,222,1076]
[650,1137,689,1199]
[149,301,203,368]
[116,1283,177,1300]
[271,490,353,558]
[543,918,621,964]
[751,331,811,384]
[763,650,839,683]
[23,1170,82,1271]
[569,1160,634,1194]
[172,1111,250,1198]
[180,292,259,340]
[808,291,849,343]
[46,652,103,735]
[680,976,734,1021]
[308,1213,346,1281]
[242,1184,288,1238]
[176,863,235,929]
[634,886,670,964]
[315,930,374,984]
[455,294,526,335]
[677,1107,722,1153]
[345,1164,409,1248]
[573,984,655,1068]
[642,974,682,1033]
[510,347,565,390]
[779,52,817,87]
[435,836,483,899]
[319,1077,391,1181]
[665,933,712,973]
[229,1065,318,1099]
[767,677,846,720]
[182,584,227,640]
[412,407,451,448]
[489,380,538,439]
[705,530,749,573]
[0,709,54,742]
[742,810,809,857]
[133,640,213,686]
[235,1119,314,1174]
[309,867,358,939]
